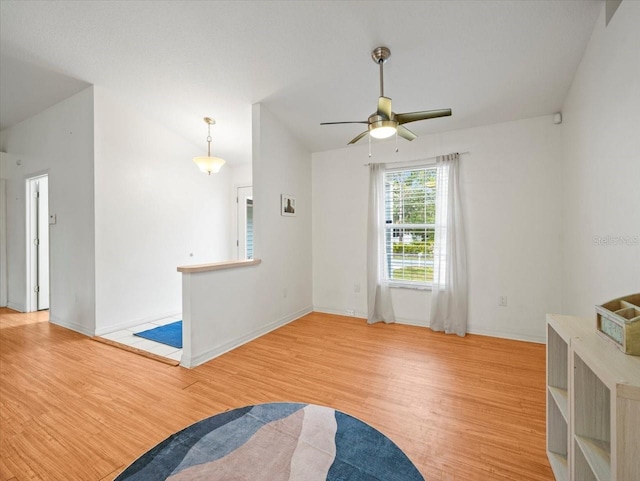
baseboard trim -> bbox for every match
[94,310,182,336]
[314,307,544,343]
[394,317,429,328]
[49,315,94,337]
[183,306,313,368]
[7,301,25,312]
[467,327,545,344]
[313,307,428,328]
[313,306,367,319]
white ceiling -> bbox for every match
[0,0,602,165]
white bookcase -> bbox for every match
[546,314,640,481]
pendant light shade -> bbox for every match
[193,117,225,175]
[193,155,225,174]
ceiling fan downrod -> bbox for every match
[371,46,391,98]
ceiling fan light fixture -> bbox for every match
[369,120,397,139]
[193,117,225,175]
[320,46,452,147]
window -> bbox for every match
[384,166,437,286]
[246,198,254,260]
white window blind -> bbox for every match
[384,166,437,286]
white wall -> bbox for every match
[93,88,234,334]
[0,87,96,334]
[230,162,252,187]
[251,104,312,308]
[0,153,7,307]
[561,0,640,317]
[313,115,563,342]
[181,103,312,367]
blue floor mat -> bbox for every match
[134,321,182,349]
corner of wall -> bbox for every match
[1,87,97,334]
[559,0,640,316]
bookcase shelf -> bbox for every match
[575,435,611,481]
[546,314,640,481]
[548,451,569,481]
[548,385,568,422]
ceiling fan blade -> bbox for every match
[348,131,369,145]
[397,125,417,141]
[377,96,392,119]
[320,121,368,125]
[395,109,452,125]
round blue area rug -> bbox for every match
[115,402,424,480]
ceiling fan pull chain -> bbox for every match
[368,134,372,157]
[395,130,399,153]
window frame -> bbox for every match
[383,163,437,290]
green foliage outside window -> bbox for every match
[386,168,436,225]
[385,167,437,284]
[392,266,434,283]
[392,239,434,256]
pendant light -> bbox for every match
[193,117,225,175]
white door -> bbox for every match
[37,177,49,310]
[237,186,253,260]
[27,175,49,311]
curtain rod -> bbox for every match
[363,151,470,166]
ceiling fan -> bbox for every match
[321,46,452,145]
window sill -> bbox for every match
[388,282,432,291]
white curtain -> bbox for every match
[430,153,468,336]
[367,163,395,324]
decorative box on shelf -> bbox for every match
[595,293,640,355]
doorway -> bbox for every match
[237,186,253,260]
[26,174,49,311]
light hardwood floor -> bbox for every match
[0,308,554,481]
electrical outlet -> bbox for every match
[346,309,355,316]
[499,296,508,307]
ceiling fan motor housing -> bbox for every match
[368,113,396,130]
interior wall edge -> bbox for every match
[182,305,313,368]
[49,315,95,337]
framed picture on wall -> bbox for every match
[281,194,296,216]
